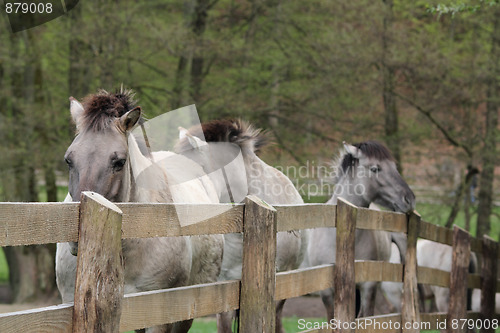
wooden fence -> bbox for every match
[0,191,498,332]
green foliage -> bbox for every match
[427,0,499,16]
[417,202,500,240]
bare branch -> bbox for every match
[395,91,473,157]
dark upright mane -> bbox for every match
[80,88,139,132]
[178,119,269,153]
[340,141,395,173]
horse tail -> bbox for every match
[180,119,269,154]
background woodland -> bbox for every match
[0,0,498,303]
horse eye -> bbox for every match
[65,158,73,169]
[370,166,381,173]
[112,159,126,171]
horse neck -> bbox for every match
[243,150,302,204]
[328,168,370,208]
[126,133,172,203]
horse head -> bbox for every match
[64,90,142,203]
[335,141,415,213]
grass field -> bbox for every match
[187,317,327,333]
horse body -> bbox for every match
[379,242,403,312]
[417,239,478,313]
[56,90,223,333]
[307,141,415,319]
[177,119,306,333]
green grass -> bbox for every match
[37,185,69,203]
[416,202,500,240]
[188,317,328,333]
[0,249,8,284]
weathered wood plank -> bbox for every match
[119,280,239,331]
[118,203,244,237]
[447,226,471,333]
[470,237,483,255]
[275,264,335,300]
[418,220,453,246]
[355,261,403,283]
[417,266,450,288]
[468,273,481,289]
[239,195,277,333]
[0,304,73,333]
[418,269,480,291]
[480,235,498,333]
[0,202,79,246]
[356,207,407,232]
[334,198,357,333]
[402,212,421,333]
[0,203,243,246]
[73,192,124,333]
[275,204,336,231]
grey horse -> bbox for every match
[417,239,477,313]
[55,89,224,333]
[307,141,415,319]
[176,119,307,333]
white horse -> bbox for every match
[308,141,415,319]
[471,289,500,313]
[176,119,307,333]
[56,89,224,333]
[379,242,403,312]
[417,239,477,313]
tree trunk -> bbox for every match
[190,0,212,103]
[3,29,58,304]
[3,245,57,303]
[268,0,282,129]
[381,0,402,172]
[477,8,500,238]
[44,166,58,202]
[68,3,91,100]
[172,55,189,109]
[445,166,479,229]
[172,0,194,109]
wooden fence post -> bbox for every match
[72,192,124,333]
[447,226,471,333]
[334,198,357,333]
[402,212,421,333]
[239,195,277,333]
[480,235,498,333]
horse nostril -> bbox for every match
[403,196,410,205]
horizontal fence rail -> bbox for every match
[0,194,498,332]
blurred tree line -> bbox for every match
[0,0,498,302]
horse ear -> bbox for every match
[120,106,141,132]
[70,97,84,125]
[179,127,189,140]
[343,141,363,159]
[178,126,207,149]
